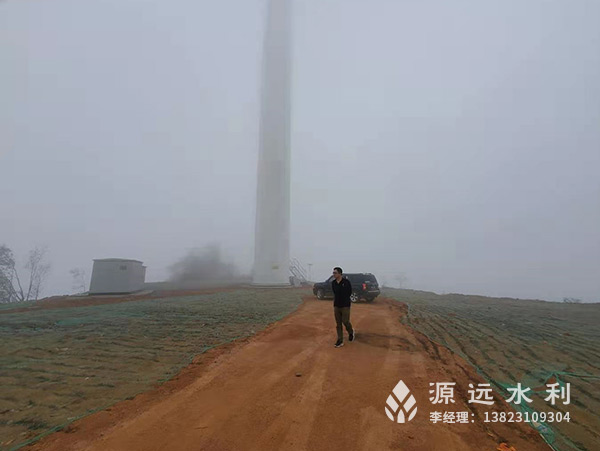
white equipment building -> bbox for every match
[89,258,146,294]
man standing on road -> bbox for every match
[332,267,355,348]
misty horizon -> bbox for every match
[1,0,599,303]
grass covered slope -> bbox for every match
[0,288,306,450]
[383,288,600,451]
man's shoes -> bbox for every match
[349,330,356,342]
[334,339,344,348]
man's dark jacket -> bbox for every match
[332,277,353,308]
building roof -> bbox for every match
[93,258,144,264]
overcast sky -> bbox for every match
[1,0,599,302]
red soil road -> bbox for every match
[27,296,550,451]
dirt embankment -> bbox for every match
[2,286,311,315]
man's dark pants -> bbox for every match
[334,306,354,341]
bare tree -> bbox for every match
[394,273,408,288]
[0,244,51,303]
[69,267,87,293]
[26,246,51,301]
[0,245,22,303]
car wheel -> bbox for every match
[366,297,374,303]
[350,293,359,303]
[316,289,325,300]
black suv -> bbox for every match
[313,273,380,303]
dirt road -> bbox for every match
[28,296,549,451]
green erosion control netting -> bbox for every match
[384,288,600,451]
[0,289,306,451]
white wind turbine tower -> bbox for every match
[252,0,293,286]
